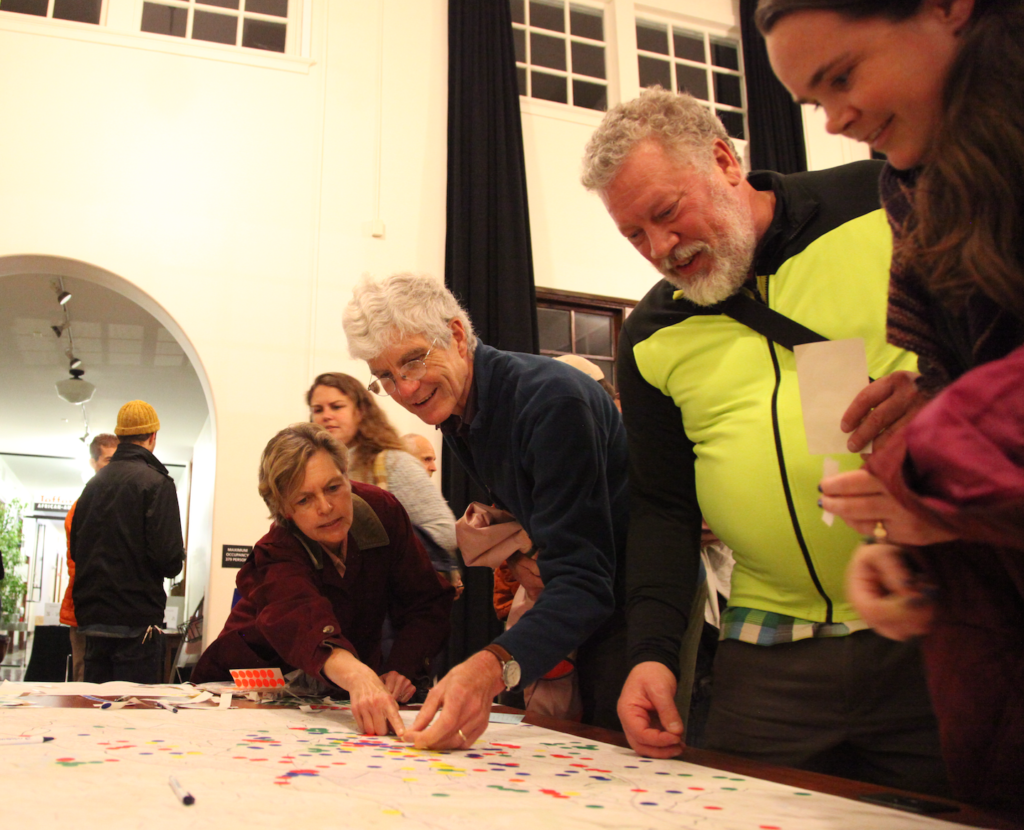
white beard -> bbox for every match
[657,179,757,307]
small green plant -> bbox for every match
[0,499,27,628]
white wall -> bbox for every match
[0,1,450,642]
[0,458,24,508]
[0,0,847,644]
[184,415,215,623]
[801,106,872,171]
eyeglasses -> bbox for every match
[368,340,438,397]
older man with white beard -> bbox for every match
[581,88,948,796]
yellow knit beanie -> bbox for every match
[115,400,160,436]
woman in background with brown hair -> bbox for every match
[307,373,462,595]
[760,0,1024,810]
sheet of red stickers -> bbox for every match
[229,668,285,690]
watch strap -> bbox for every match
[483,643,520,690]
[484,643,513,666]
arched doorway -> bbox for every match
[0,255,215,680]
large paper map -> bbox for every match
[1,706,959,829]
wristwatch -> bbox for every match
[483,643,522,690]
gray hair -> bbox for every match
[342,272,478,361]
[581,87,735,192]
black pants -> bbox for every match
[84,629,165,684]
[705,631,949,796]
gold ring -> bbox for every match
[457,729,467,744]
[873,520,888,542]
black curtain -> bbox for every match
[440,0,539,672]
[740,0,807,174]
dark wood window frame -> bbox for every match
[535,287,635,387]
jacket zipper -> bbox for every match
[763,275,835,622]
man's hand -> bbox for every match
[842,372,925,453]
[323,649,406,738]
[404,650,504,750]
[448,570,465,601]
[617,662,685,758]
[819,469,957,546]
[379,670,415,703]
[846,543,935,641]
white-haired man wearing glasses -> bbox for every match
[343,272,628,750]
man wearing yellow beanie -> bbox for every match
[69,400,184,683]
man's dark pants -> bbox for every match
[84,629,165,684]
[705,630,949,796]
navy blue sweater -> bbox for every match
[442,344,628,686]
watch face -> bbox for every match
[503,660,522,689]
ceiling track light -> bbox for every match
[52,281,88,374]
[53,278,72,305]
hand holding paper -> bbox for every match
[839,371,926,453]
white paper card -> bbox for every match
[795,338,870,455]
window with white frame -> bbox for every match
[510,0,607,112]
[635,18,747,142]
[0,0,102,24]
[141,0,290,53]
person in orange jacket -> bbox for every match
[59,433,118,681]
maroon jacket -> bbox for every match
[193,483,454,688]
[867,344,1024,812]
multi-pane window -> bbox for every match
[510,0,607,112]
[636,20,746,141]
[0,0,102,24]
[141,0,289,53]
[537,289,634,385]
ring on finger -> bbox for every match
[457,728,468,744]
[872,520,888,543]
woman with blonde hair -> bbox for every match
[193,423,454,736]
[307,373,462,594]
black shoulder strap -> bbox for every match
[717,292,827,351]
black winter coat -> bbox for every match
[71,442,184,628]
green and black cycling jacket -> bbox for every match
[618,160,919,670]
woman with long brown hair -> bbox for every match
[307,373,462,594]
[760,0,1024,809]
